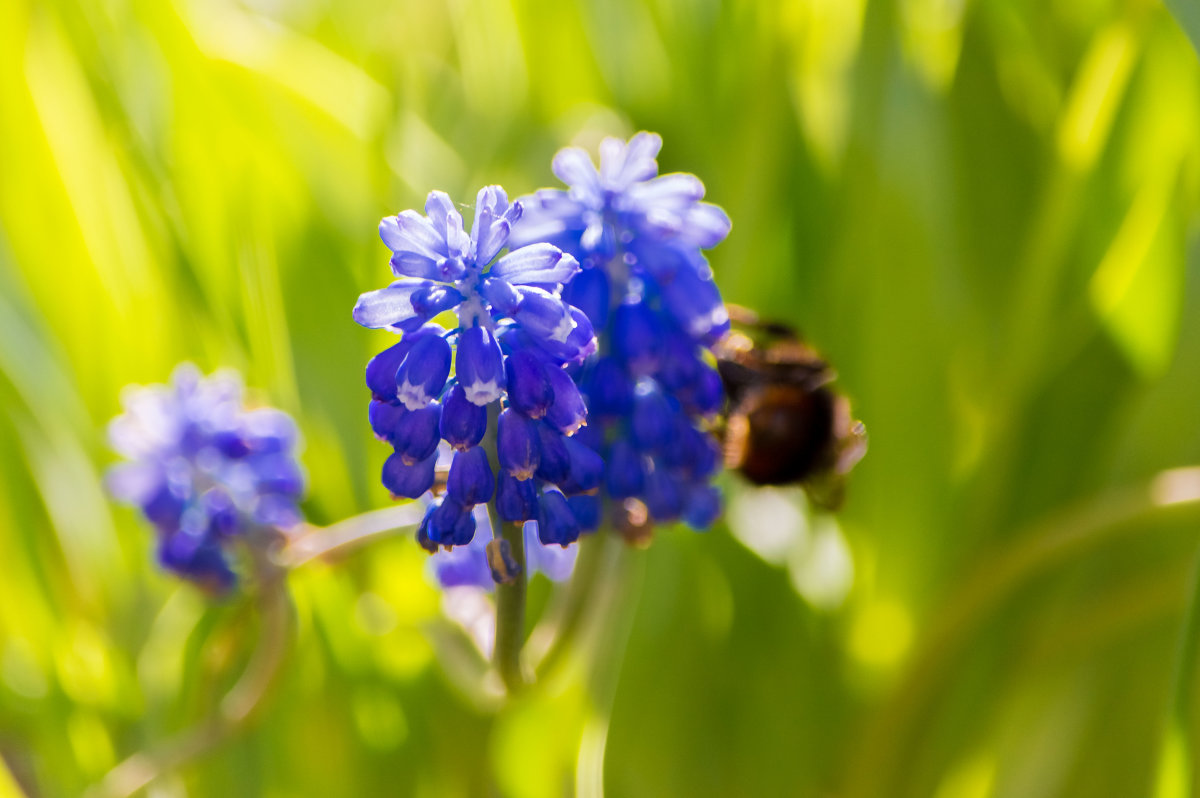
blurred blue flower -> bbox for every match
[512,133,731,535]
[357,187,601,563]
[106,364,305,591]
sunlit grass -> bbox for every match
[2,0,1200,795]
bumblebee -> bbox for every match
[715,305,867,509]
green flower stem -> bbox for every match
[481,401,528,694]
[493,508,529,694]
[87,563,292,798]
[531,530,609,680]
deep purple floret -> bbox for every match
[106,364,305,591]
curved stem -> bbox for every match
[87,570,293,798]
[279,503,425,568]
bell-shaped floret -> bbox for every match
[427,497,476,547]
[544,364,587,435]
[367,399,404,444]
[679,363,724,417]
[513,287,574,345]
[480,277,521,315]
[382,451,437,499]
[655,335,703,394]
[365,326,444,402]
[534,423,571,485]
[158,533,236,591]
[446,446,495,506]
[537,489,581,547]
[395,334,451,411]
[455,326,504,406]
[535,307,597,365]
[389,403,441,464]
[505,349,553,419]
[496,471,539,522]
[439,384,487,450]
[497,409,540,480]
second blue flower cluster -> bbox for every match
[356,133,731,579]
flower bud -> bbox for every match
[395,334,451,410]
[534,423,571,485]
[497,409,540,480]
[544,364,587,435]
[446,446,495,506]
[391,403,441,464]
[439,384,487,450]
[427,497,476,547]
[410,283,464,320]
[514,286,574,344]
[486,538,521,584]
[481,276,521,315]
[365,325,442,402]
[537,489,581,547]
[505,349,553,419]
[497,471,539,522]
[382,451,437,499]
[455,326,504,405]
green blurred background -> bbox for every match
[4,0,1200,795]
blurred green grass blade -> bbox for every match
[1088,176,1184,378]
[1164,0,1200,56]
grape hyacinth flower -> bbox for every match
[355,187,601,561]
[106,365,305,591]
[430,508,576,590]
[510,133,730,538]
